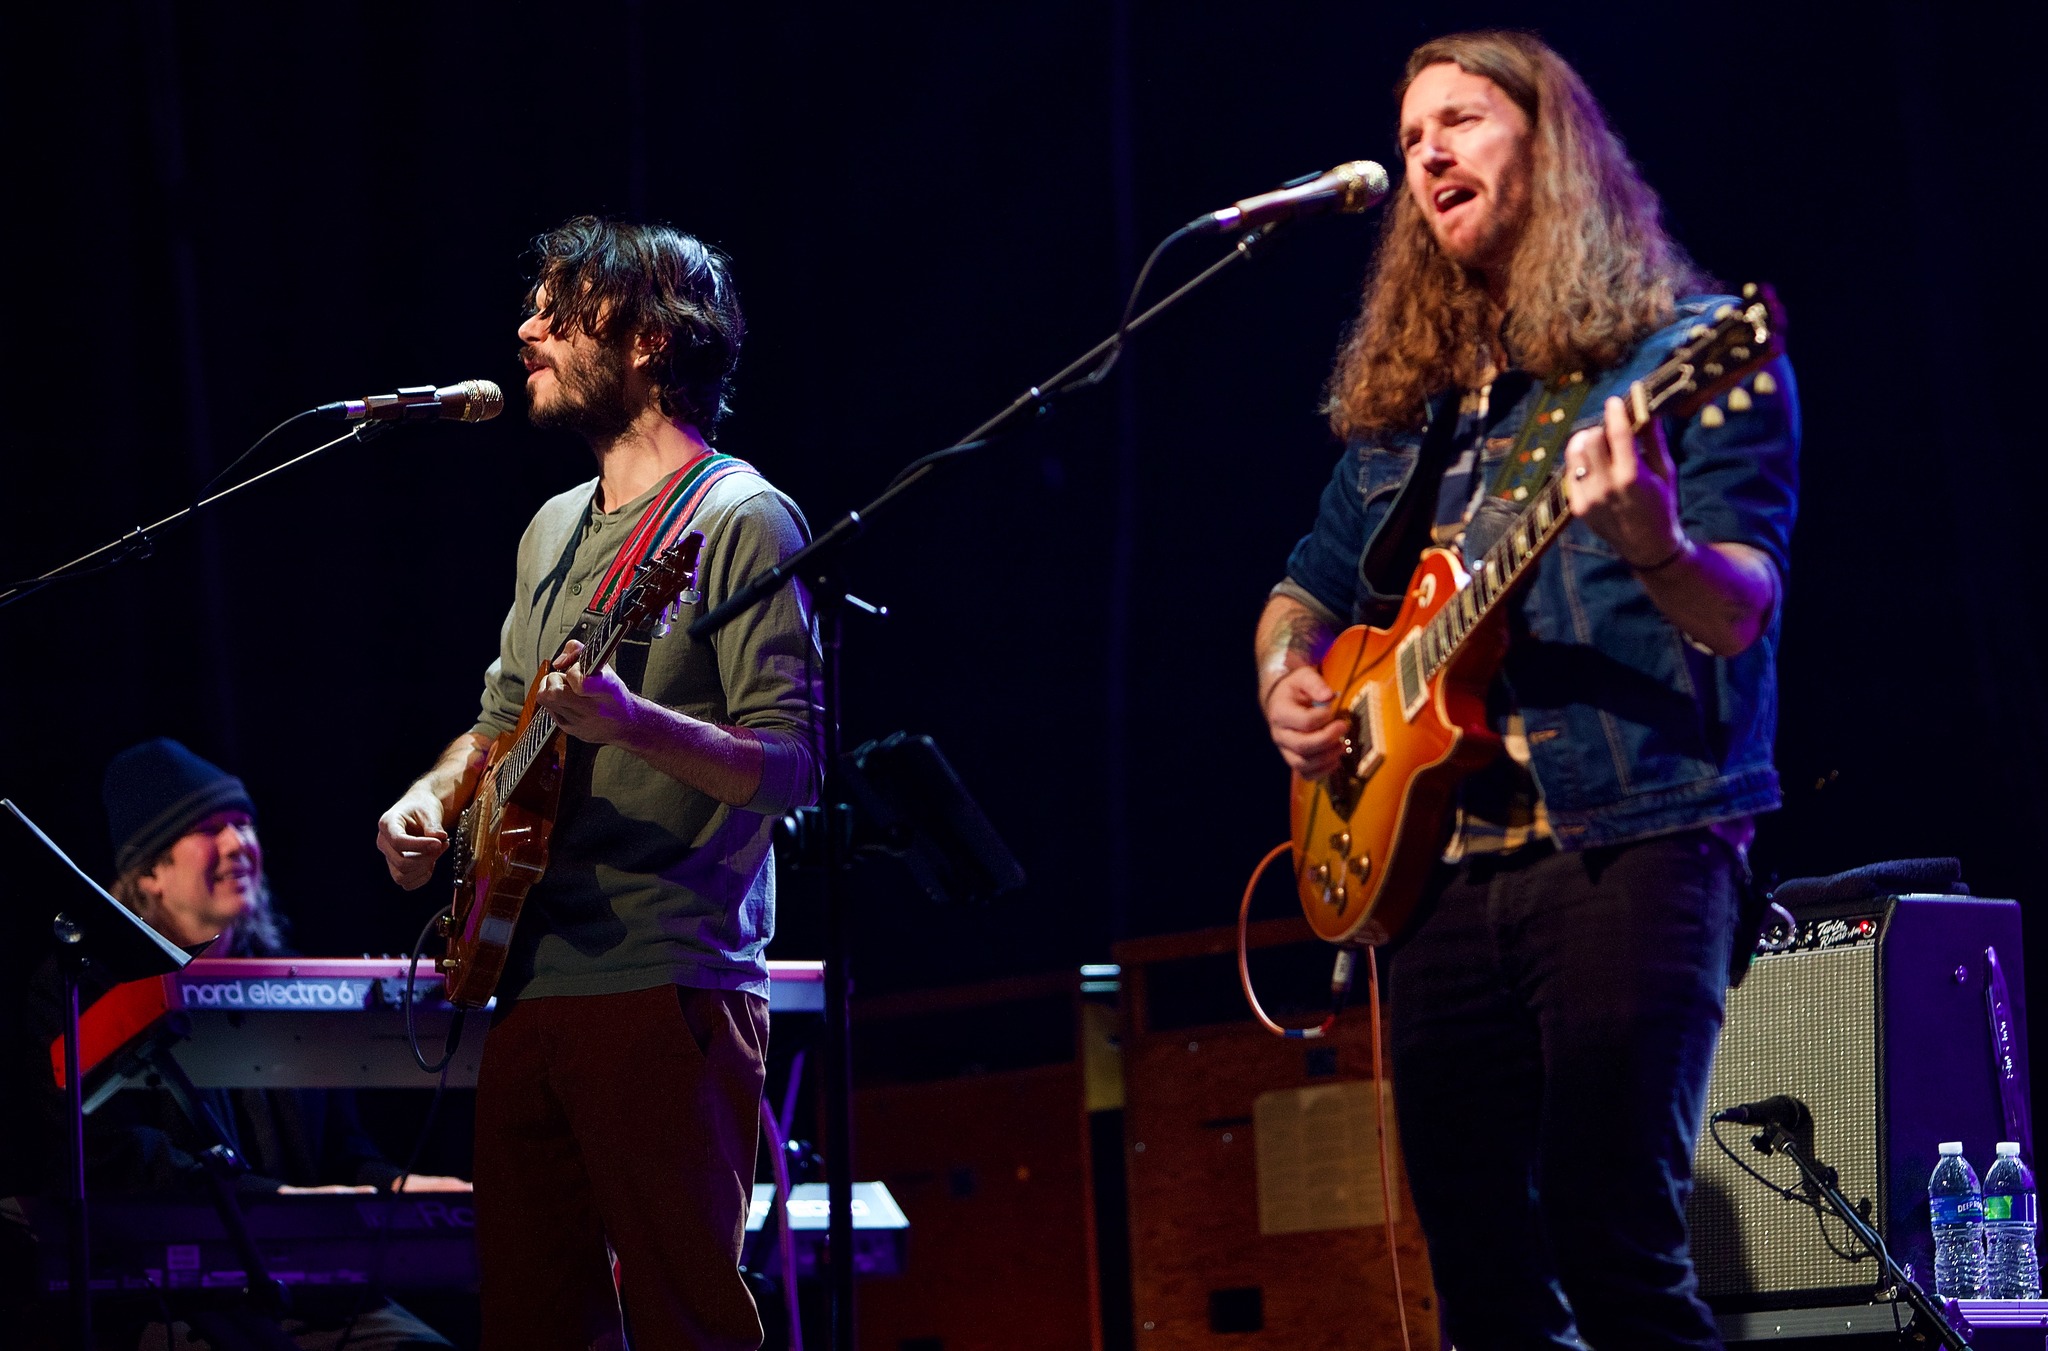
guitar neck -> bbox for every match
[1419,351,1714,682]
[488,604,633,808]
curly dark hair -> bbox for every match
[525,216,746,434]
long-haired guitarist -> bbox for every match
[374,218,821,1351]
[1255,32,1797,1350]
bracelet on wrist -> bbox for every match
[1630,535,1693,574]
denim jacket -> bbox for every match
[1281,297,1800,849]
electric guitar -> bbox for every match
[436,534,705,1007]
[1290,284,1785,944]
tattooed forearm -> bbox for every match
[1255,592,1336,706]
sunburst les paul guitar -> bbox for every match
[1290,285,1785,944]
[435,534,705,1007]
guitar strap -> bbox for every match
[1354,388,1466,627]
[1456,373,1594,569]
[1483,371,1592,504]
[588,450,758,616]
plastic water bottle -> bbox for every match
[1984,1142,2040,1299]
[1931,1141,1987,1299]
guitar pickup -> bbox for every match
[1325,684,1387,817]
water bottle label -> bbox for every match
[1933,1195,1985,1226]
[1985,1194,2038,1224]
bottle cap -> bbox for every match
[1998,1142,2022,1156]
[1939,1142,1965,1154]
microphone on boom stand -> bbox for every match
[1185,159,1391,235]
[313,380,504,423]
[1712,1094,1813,1132]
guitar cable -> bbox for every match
[405,903,467,1076]
[1237,841,1415,1351]
[1236,842,1346,1040]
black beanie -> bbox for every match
[103,739,255,876]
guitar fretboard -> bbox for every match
[1394,313,1758,704]
[487,600,630,826]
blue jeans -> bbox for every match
[1388,831,1738,1350]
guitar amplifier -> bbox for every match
[1688,893,2029,1309]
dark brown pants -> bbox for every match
[473,985,769,1351]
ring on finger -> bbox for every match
[1573,464,1589,480]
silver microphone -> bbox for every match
[315,380,504,423]
[1190,160,1391,235]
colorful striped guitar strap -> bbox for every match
[588,450,758,616]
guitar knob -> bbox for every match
[1348,854,1371,881]
[1333,883,1348,909]
[1311,863,1330,885]
[1328,831,1351,853]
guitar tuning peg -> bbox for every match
[1713,304,1737,320]
[1699,404,1726,428]
[1726,387,1753,413]
[654,616,673,639]
[1751,370,1778,397]
[1741,282,1758,298]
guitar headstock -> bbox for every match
[1644,282,1786,426]
[616,531,706,637]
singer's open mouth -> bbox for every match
[1433,185,1477,213]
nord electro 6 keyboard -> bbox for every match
[53,957,825,1107]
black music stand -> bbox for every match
[839,732,1024,906]
[3,799,190,1351]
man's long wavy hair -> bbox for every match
[1327,30,1708,437]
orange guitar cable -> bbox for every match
[1365,942,1415,1351]
[1237,842,1343,1039]
[1237,841,1415,1351]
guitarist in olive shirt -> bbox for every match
[376,218,821,1351]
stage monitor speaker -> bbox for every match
[1689,893,2029,1308]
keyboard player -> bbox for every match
[24,739,459,1350]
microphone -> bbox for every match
[314,380,504,424]
[1189,160,1391,235]
[1712,1094,1813,1132]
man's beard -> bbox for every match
[526,339,636,443]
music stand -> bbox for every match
[840,732,1024,906]
[3,799,189,1351]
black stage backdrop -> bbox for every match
[4,2,2044,1180]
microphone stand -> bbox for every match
[1750,1121,1975,1351]
[0,420,392,613]
[691,221,1287,1351]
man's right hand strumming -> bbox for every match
[1255,592,1346,780]
[1263,665,1347,780]
[375,732,491,889]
